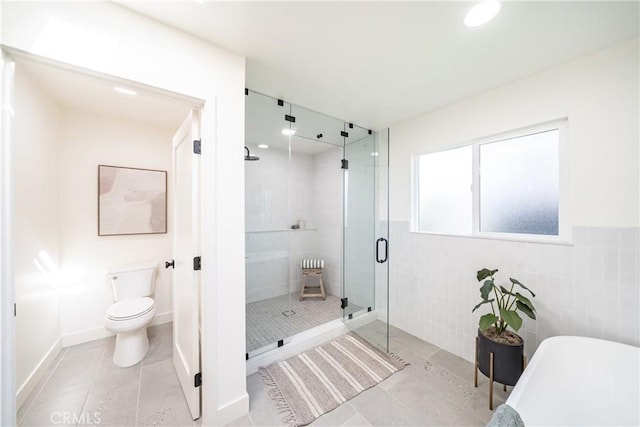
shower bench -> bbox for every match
[300,259,326,300]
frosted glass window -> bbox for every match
[479,130,559,235]
[418,146,472,234]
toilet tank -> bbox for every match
[107,261,158,301]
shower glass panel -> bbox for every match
[244,90,293,356]
[343,125,389,352]
[287,104,345,331]
[245,89,390,358]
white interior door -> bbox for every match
[172,110,201,420]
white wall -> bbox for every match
[388,39,639,364]
[391,39,639,228]
[1,2,247,425]
[58,108,175,345]
[13,63,62,408]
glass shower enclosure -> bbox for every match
[244,90,389,357]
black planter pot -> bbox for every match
[477,329,524,386]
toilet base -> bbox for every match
[113,328,150,367]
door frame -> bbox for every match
[0,47,205,426]
[0,49,17,427]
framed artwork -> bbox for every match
[98,165,167,236]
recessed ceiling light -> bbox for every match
[114,86,137,96]
[258,144,269,149]
[464,1,501,28]
[282,128,297,136]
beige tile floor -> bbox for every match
[18,323,196,427]
[19,321,508,427]
[232,321,510,426]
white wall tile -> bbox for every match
[619,228,639,252]
[389,222,640,364]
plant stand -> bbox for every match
[474,336,527,410]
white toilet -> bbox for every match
[104,261,158,367]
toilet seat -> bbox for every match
[106,297,155,321]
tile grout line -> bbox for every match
[134,360,144,426]
[76,343,109,426]
[422,350,506,423]
[395,345,494,422]
[18,347,69,425]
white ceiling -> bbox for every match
[17,59,192,131]
[117,1,639,130]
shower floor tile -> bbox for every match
[247,292,361,353]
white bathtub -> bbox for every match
[506,336,639,426]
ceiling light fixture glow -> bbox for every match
[282,128,297,136]
[114,86,137,96]
[464,1,501,28]
[258,144,269,149]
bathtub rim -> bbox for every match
[507,335,640,418]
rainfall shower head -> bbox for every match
[244,146,260,161]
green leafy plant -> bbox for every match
[472,268,537,335]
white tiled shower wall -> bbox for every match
[245,145,344,302]
[389,221,640,363]
[311,146,344,297]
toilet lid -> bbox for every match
[107,297,154,320]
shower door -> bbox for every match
[342,127,389,351]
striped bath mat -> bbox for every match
[259,332,407,426]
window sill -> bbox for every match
[409,229,573,246]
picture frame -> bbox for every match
[98,164,167,236]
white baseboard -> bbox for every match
[62,311,172,348]
[205,393,249,426]
[246,312,380,375]
[17,337,62,410]
[151,311,172,327]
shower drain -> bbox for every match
[282,310,296,317]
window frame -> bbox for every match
[412,119,570,244]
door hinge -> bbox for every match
[284,114,296,123]
[193,139,201,155]
[194,372,202,387]
[14,303,16,317]
[340,131,349,138]
[340,297,348,309]
[193,256,201,271]
[341,159,349,170]
[278,339,284,347]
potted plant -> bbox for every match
[472,268,536,409]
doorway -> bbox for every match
[4,51,204,425]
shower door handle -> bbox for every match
[376,238,388,263]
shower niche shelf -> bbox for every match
[246,228,317,234]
